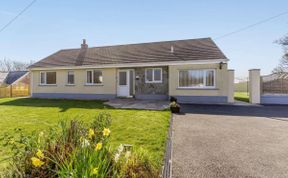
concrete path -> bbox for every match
[105,99,169,110]
[172,104,288,178]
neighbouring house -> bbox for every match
[0,71,30,98]
[28,38,234,103]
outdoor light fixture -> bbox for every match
[219,62,224,70]
[135,75,140,80]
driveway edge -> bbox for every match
[162,113,174,178]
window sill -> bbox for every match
[39,84,57,86]
[85,84,104,86]
[66,84,75,86]
[145,81,162,84]
[176,87,218,90]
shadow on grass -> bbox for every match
[0,98,113,112]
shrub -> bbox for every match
[170,96,177,103]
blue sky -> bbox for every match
[0,0,287,78]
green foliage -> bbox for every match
[1,113,113,177]
[1,112,162,177]
[234,92,249,103]
[0,98,170,170]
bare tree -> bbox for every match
[0,58,33,72]
[273,35,288,75]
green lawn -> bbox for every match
[234,92,249,102]
[0,98,170,168]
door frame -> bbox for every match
[117,69,135,97]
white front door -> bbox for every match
[117,70,130,97]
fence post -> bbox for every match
[228,70,235,103]
[249,69,261,104]
[10,85,12,98]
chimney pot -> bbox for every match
[81,39,88,49]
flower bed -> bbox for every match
[1,112,159,177]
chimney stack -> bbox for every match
[81,39,88,49]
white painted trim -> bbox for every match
[117,69,132,97]
[39,84,57,86]
[67,71,75,85]
[86,70,103,85]
[30,59,228,71]
[177,69,216,89]
[145,68,163,83]
[39,71,57,85]
[39,71,46,85]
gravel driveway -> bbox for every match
[172,104,288,178]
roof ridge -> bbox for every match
[58,37,213,51]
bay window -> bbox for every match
[178,69,215,88]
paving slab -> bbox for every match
[105,99,169,110]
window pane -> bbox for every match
[40,72,45,84]
[146,69,153,82]
[190,70,204,87]
[93,71,103,84]
[179,71,189,87]
[179,70,213,88]
[68,71,74,84]
[46,72,56,84]
[119,71,127,85]
[206,70,214,86]
[87,71,92,83]
[154,69,161,81]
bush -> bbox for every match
[170,96,177,103]
[1,112,160,177]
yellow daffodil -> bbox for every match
[88,128,95,139]
[39,131,44,137]
[91,167,98,175]
[31,157,45,167]
[36,149,44,159]
[103,128,111,137]
[95,142,103,151]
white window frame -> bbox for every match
[86,70,103,85]
[145,68,162,83]
[178,69,216,89]
[39,71,57,85]
[67,71,75,85]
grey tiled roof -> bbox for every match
[29,38,227,68]
[4,71,28,85]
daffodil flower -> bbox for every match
[36,149,44,159]
[103,128,111,137]
[91,167,98,175]
[88,128,95,139]
[95,142,103,151]
[39,131,44,137]
[31,157,45,167]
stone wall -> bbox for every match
[134,66,168,98]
